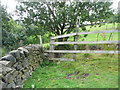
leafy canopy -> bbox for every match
[1,5,26,50]
[16,1,113,39]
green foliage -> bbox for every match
[16,1,113,42]
[23,53,118,88]
[107,13,120,23]
[0,47,8,57]
[26,36,39,44]
[1,5,27,51]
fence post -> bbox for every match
[39,35,42,47]
[73,16,80,61]
[73,34,78,61]
[50,37,54,60]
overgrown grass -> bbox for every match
[23,53,118,88]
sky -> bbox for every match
[1,0,120,17]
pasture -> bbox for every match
[23,23,119,88]
[23,53,118,88]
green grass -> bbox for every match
[68,23,119,41]
[43,23,120,48]
[85,23,119,31]
[68,32,119,42]
[24,23,119,88]
[23,53,118,88]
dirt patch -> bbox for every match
[66,71,80,79]
[81,73,90,78]
[66,72,90,79]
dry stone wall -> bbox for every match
[0,44,46,89]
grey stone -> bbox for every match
[17,72,23,79]
[18,47,29,57]
[18,47,29,53]
[44,53,49,57]
[0,54,16,64]
[0,44,45,89]
[25,72,30,78]
[15,78,22,85]
[4,72,14,83]
[6,74,14,83]
[24,46,33,52]
[0,61,10,66]
[0,64,2,73]
[12,71,19,78]
[13,62,18,68]
[22,69,28,74]
[0,80,7,89]
[9,50,20,60]
[22,60,29,68]
[0,61,13,67]
[16,64,23,70]
[19,51,25,59]
[33,44,41,49]
[0,73,2,78]
[21,74,26,80]
[16,84,23,88]
[6,81,15,88]
[2,65,12,75]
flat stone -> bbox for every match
[0,81,6,89]
[0,61,12,67]
[0,61,10,66]
[12,71,19,78]
[0,54,16,64]
[15,78,22,85]
[18,71,23,75]
[18,47,29,57]
[22,60,29,68]
[6,74,14,83]
[33,44,41,49]
[29,71,33,76]
[16,64,23,70]
[18,47,29,53]
[44,53,49,57]
[13,62,18,68]
[6,81,15,88]
[22,69,28,74]
[2,65,12,74]
[16,84,23,88]
[0,73,2,78]
[4,71,15,83]
[19,51,25,59]
[9,50,20,60]
[0,64,2,73]
[25,72,30,78]
[24,46,33,52]
[21,74,26,80]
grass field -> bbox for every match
[23,23,119,88]
[23,53,118,88]
[43,23,119,48]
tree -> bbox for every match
[16,1,113,42]
[1,5,26,50]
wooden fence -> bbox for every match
[45,30,120,61]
